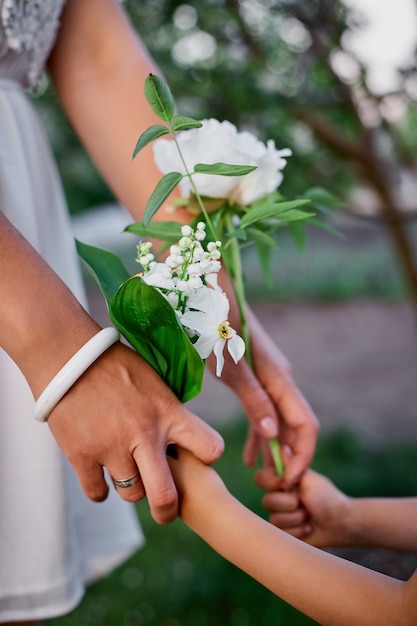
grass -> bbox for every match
[47,421,417,626]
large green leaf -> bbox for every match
[132,124,169,159]
[194,163,257,176]
[240,199,312,228]
[144,74,175,123]
[143,172,184,227]
[125,221,183,243]
[75,240,130,306]
[110,276,204,403]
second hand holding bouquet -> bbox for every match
[77,75,316,476]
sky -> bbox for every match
[343,0,417,92]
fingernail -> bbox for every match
[260,417,278,438]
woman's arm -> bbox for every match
[47,0,319,480]
[0,213,223,522]
[169,448,417,626]
[47,0,187,223]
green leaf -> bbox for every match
[246,227,278,248]
[309,217,343,238]
[194,163,257,176]
[143,172,184,227]
[110,276,204,402]
[125,221,183,243]
[172,115,202,131]
[255,242,274,289]
[302,187,342,214]
[288,221,308,251]
[144,74,175,123]
[277,209,316,223]
[226,228,248,241]
[75,240,130,305]
[132,125,169,159]
[240,199,312,228]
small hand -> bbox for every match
[255,466,352,547]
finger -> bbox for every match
[270,517,313,539]
[254,466,284,491]
[268,506,308,527]
[133,445,178,525]
[74,461,109,502]
[230,370,279,440]
[262,490,300,514]
[108,462,146,502]
[243,426,260,467]
[169,410,225,464]
[283,422,319,487]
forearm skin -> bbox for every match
[0,213,100,397]
[182,481,416,626]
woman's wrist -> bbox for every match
[34,327,120,422]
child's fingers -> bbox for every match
[254,466,285,491]
[267,507,309,529]
[262,489,299,513]
[270,514,313,539]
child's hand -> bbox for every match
[167,446,228,528]
[255,467,354,548]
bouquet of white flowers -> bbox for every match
[77,75,320,475]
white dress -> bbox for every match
[0,1,144,621]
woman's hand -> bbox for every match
[209,299,319,488]
[47,341,224,525]
[1,214,223,526]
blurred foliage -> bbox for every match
[31,0,417,217]
[47,419,417,626]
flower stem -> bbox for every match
[171,131,217,241]
[223,216,284,477]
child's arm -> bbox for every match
[168,448,417,626]
[255,466,417,552]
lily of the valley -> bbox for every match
[181,287,245,376]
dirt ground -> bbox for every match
[188,298,417,446]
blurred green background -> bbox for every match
[37,1,417,624]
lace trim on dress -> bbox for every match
[1,0,66,85]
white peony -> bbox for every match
[153,118,291,206]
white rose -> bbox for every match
[153,118,291,206]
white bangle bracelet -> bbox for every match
[34,327,120,423]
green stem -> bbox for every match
[171,131,217,241]
[223,216,284,477]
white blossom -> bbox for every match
[142,263,175,290]
[181,287,245,376]
[154,118,291,206]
